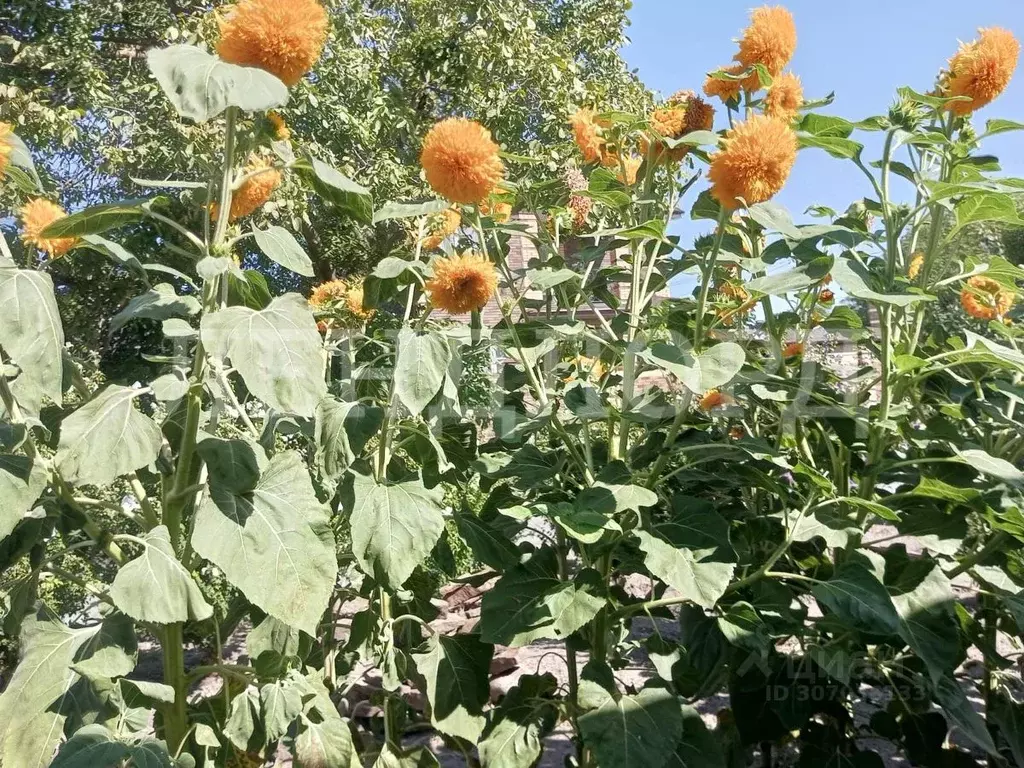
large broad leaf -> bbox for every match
[0,613,124,767]
[293,675,357,768]
[812,563,900,636]
[55,385,163,486]
[108,283,200,334]
[884,551,959,683]
[348,473,445,590]
[991,692,1024,768]
[640,342,745,395]
[147,44,288,122]
[745,257,832,296]
[636,502,736,610]
[478,674,559,768]
[455,512,521,570]
[0,268,64,411]
[109,525,213,624]
[394,328,451,416]
[192,451,337,635]
[79,235,147,283]
[4,131,42,190]
[668,705,727,767]
[949,192,1024,238]
[831,256,931,307]
[2,712,65,768]
[261,677,305,741]
[578,683,683,768]
[0,455,47,541]
[373,199,449,224]
[955,448,1024,485]
[50,725,173,768]
[932,676,998,755]
[304,155,373,224]
[70,613,137,681]
[479,550,605,646]
[40,199,153,238]
[253,225,314,277]
[314,398,384,483]
[411,634,493,742]
[202,293,326,417]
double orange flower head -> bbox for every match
[704,6,800,210]
[418,118,505,313]
[941,27,1020,116]
[704,6,798,105]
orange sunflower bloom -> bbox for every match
[764,72,803,122]
[216,0,328,86]
[704,64,748,103]
[480,200,512,223]
[421,118,505,205]
[570,108,606,164]
[422,208,462,251]
[344,284,374,323]
[425,252,498,314]
[309,279,349,308]
[644,91,716,163]
[699,389,735,411]
[0,122,13,175]
[20,199,78,257]
[942,27,1020,116]
[735,5,798,78]
[268,111,290,141]
[616,155,643,186]
[783,341,804,359]
[211,156,281,222]
[908,252,925,280]
[708,114,797,210]
[961,276,1015,319]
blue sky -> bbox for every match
[621,1,1024,293]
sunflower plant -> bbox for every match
[2,3,1024,767]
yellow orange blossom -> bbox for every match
[217,0,328,86]
[704,64,747,103]
[716,282,753,326]
[708,114,797,209]
[309,279,349,308]
[344,284,374,323]
[480,200,512,223]
[616,155,643,186]
[908,252,925,280]
[421,118,504,205]
[570,108,606,164]
[764,72,804,122]
[783,341,804,358]
[699,389,735,411]
[961,276,1014,319]
[211,156,281,221]
[943,27,1020,116]
[0,122,13,175]
[422,208,461,251]
[574,355,607,380]
[735,5,798,77]
[20,198,78,257]
[644,91,716,163]
[425,252,498,314]
[268,111,290,141]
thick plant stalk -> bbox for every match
[159,106,238,756]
